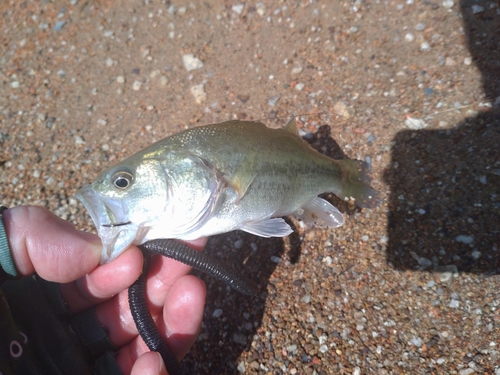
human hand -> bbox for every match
[2,206,206,375]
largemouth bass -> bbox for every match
[76,119,378,264]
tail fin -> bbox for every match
[337,159,380,208]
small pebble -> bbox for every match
[53,21,66,31]
[471,5,484,14]
[456,235,474,244]
[442,0,454,8]
[420,41,431,51]
[459,369,475,375]
[270,255,282,263]
[445,57,456,66]
[183,54,204,71]
[97,118,107,126]
[405,33,415,42]
[234,239,244,249]
[435,265,458,282]
[232,4,244,15]
[190,84,206,104]
[10,81,20,89]
[237,361,245,373]
[464,57,472,65]
[256,3,266,16]
[213,309,223,318]
[348,26,359,34]
[116,75,125,84]
[415,23,425,31]
[418,257,433,268]
[291,65,303,75]
[404,117,427,130]
[333,101,354,118]
[268,94,281,107]
[479,175,487,184]
[471,250,481,260]
[295,83,305,91]
[132,80,142,91]
[449,299,460,308]
[318,344,328,353]
[466,109,478,118]
[232,333,247,345]
[411,337,423,347]
[75,136,85,145]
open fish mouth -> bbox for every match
[75,185,107,229]
[75,184,139,264]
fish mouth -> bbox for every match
[75,184,138,264]
[101,221,132,228]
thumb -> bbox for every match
[2,206,101,282]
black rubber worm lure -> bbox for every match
[128,238,259,375]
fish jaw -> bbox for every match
[76,184,141,264]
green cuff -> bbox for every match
[0,207,18,278]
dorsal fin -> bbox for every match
[284,117,299,136]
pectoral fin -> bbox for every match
[240,218,293,237]
[228,154,260,202]
[295,197,344,228]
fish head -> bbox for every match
[76,157,169,264]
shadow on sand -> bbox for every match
[383,1,500,274]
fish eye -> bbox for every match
[111,170,134,190]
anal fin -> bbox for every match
[240,218,293,238]
[295,197,344,228]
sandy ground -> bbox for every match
[1,0,499,374]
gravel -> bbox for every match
[0,1,498,374]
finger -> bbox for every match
[161,274,206,359]
[95,269,206,348]
[65,237,207,312]
[145,237,208,312]
[114,274,206,373]
[2,206,101,282]
[131,352,167,375]
[60,246,143,312]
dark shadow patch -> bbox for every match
[183,232,285,374]
[383,2,500,274]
